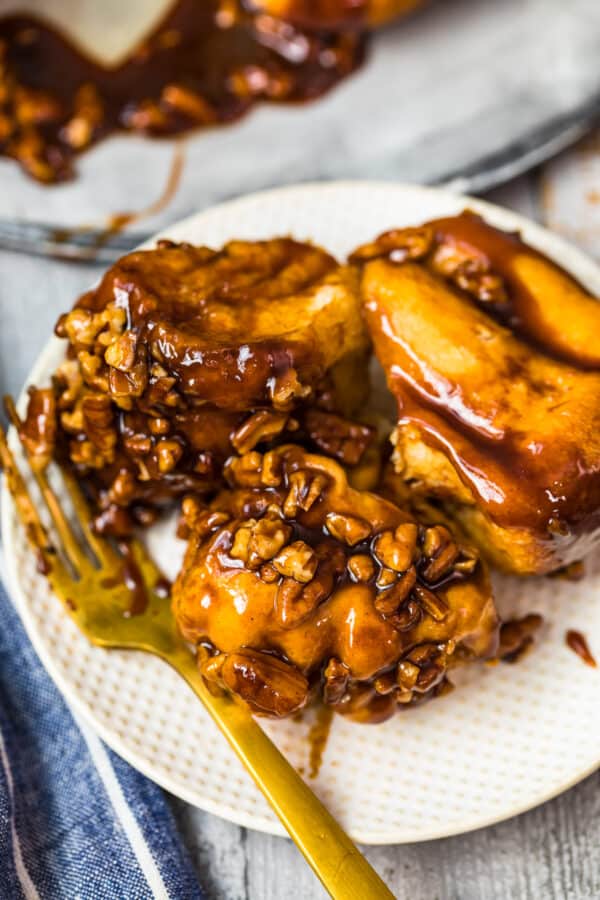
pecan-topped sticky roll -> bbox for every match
[172,446,499,723]
[351,212,600,575]
[21,238,371,534]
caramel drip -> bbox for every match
[308,704,334,778]
[566,630,597,668]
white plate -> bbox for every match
[3,182,600,843]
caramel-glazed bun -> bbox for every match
[173,446,499,722]
[21,238,370,534]
[352,212,600,575]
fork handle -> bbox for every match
[172,651,395,900]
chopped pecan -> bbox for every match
[225,451,263,487]
[161,84,216,123]
[431,242,508,304]
[422,541,459,583]
[260,449,283,487]
[230,512,292,569]
[272,541,318,583]
[349,226,434,264]
[283,469,327,517]
[347,554,375,583]
[148,416,170,436]
[155,438,184,474]
[61,83,103,150]
[108,469,138,506]
[388,598,422,632]
[259,562,280,583]
[374,671,397,695]
[268,368,311,411]
[302,409,373,466]
[81,393,116,459]
[376,567,397,590]
[323,658,350,705]
[104,331,138,372]
[19,387,56,471]
[325,511,371,546]
[181,499,230,541]
[415,663,445,693]
[454,551,478,575]
[231,409,289,454]
[275,540,344,629]
[396,660,420,691]
[414,584,449,622]
[55,358,83,408]
[373,523,418,572]
[221,650,309,717]
[374,567,417,616]
[422,525,451,558]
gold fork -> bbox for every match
[0,398,394,900]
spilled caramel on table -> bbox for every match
[0,0,365,182]
[565,630,597,668]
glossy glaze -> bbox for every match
[566,629,597,668]
[173,446,499,722]
[356,212,600,573]
[23,236,369,532]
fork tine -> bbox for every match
[0,425,67,580]
[5,397,91,576]
[59,463,119,567]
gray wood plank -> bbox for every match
[169,769,600,900]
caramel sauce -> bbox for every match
[566,630,597,668]
[118,541,150,616]
[78,236,339,411]
[308,704,333,777]
[0,0,365,182]
[361,213,600,548]
[173,448,499,722]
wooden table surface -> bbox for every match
[1,139,599,900]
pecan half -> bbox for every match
[283,469,327,518]
[347,554,375,583]
[273,540,318,583]
[413,584,449,622]
[221,650,309,717]
[230,513,292,569]
[231,409,289,454]
[374,567,417,616]
[323,658,350,705]
[302,408,373,466]
[325,512,371,546]
[373,523,418,572]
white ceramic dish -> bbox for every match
[2,182,600,843]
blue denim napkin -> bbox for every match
[0,579,204,900]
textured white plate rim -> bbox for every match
[2,180,599,844]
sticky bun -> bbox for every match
[173,446,499,722]
[20,237,371,535]
[352,211,600,575]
